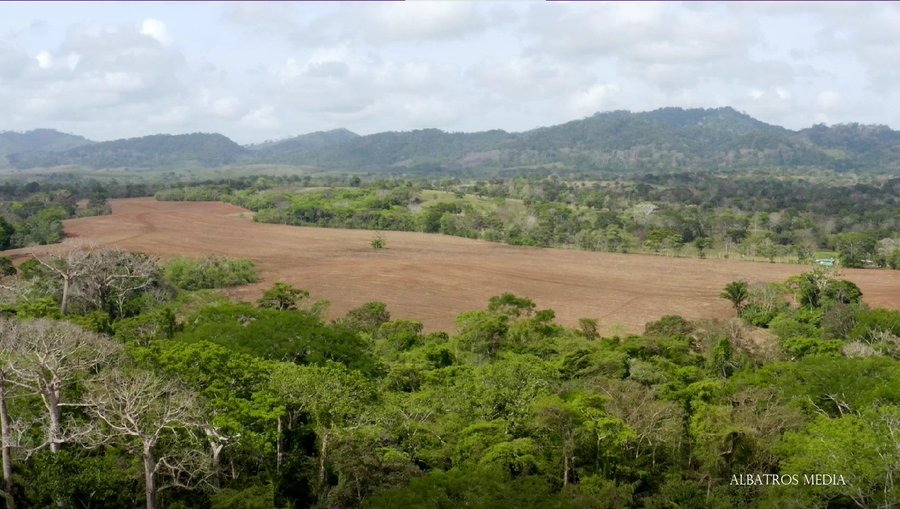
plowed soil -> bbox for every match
[8,198,900,333]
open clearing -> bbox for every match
[9,198,900,333]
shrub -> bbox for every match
[257,282,309,311]
[0,256,16,276]
[164,256,257,290]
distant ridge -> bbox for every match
[7,132,244,170]
[4,107,900,173]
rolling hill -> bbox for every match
[5,107,900,173]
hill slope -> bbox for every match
[6,107,900,173]
[8,133,245,170]
[0,129,94,167]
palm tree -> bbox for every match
[720,281,749,314]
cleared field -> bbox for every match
[9,198,900,333]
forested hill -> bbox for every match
[6,132,245,170]
[5,107,900,172]
[0,128,94,167]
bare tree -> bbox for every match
[29,246,162,318]
[74,248,161,318]
[1,318,120,453]
[0,369,16,509]
[29,245,92,315]
[85,369,211,509]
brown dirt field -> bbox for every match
[7,198,900,334]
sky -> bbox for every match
[1,1,900,144]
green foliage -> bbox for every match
[455,310,509,359]
[21,449,138,509]
[778,407,900,508]
[114,307,179,346]
[780,337,843,358]
[210,486,277,509]
[643,315,695,339]
[577,318,600,341]
[488,293,536,318]
[176,302,380,374]
[164,255,257,290]
[832,232,877,268]
[257,282,309,311]
[16,296,61,319]
[66,310,114,334]
[747,357,900,416]
[342,301,391,334]
[0,255,16,276]
[768,313,820,340]
[720,281,749,314]
[371,234,386,249]
[378,320,425,351]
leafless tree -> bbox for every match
[0,318,121,453]
[85,369,212,509]
[0,368,16,509]
[29,245,161,317]
[29,245,93,315]
[73,248,161,318]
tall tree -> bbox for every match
[1,318,120,453]
[0,368,15,509]
[720,281,749,315]
[268,362,377,496]
[86,368,210,509]
[74,248,160,318]
[29,247,91,315]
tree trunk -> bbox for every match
[209,441,223,488]
[47,388,62,454]
[563,453,569,486]
[1,375,16,509]
[60,277,70,315]
[143,443,158,509]
[276,415,283,473]
[318,430,329,487]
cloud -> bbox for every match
[306,2,498,47]
[140,18,172,46]
[35,50,52,69]
[0,43,29,78]
[569,83,621,118]
[524,2,777,92]
[0,20,190,137]
[240,105,281,130]
[221,2,300,36]
[3,2,900,142]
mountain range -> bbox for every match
[4,107,900,173]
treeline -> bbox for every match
[156,173,900,268]
[0,180,117,249]
[0,247,898,508]
[12,107,900,173]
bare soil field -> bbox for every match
[8,198,900,333]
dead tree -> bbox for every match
[86,369,211,509]
[74,249,161,318]
[1,318,120,453]
[29,246,161,318]
[0,369,16,509]
[29,246,92,315]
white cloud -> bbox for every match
[35,50,53,69]
[221,2,299,34]
[569,83,621,118]
[3,2,900,141]
[140,18,172,46]
[240,105,281,130]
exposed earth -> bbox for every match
[8,198,900,333]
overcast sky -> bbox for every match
[2,1,899,143]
